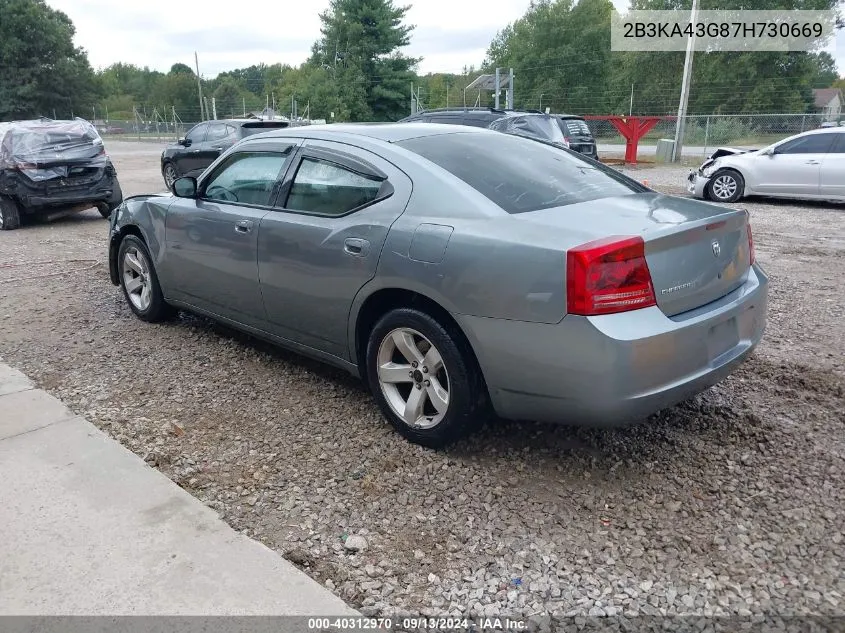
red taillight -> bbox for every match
[566,235,657,316]
[746,223,755,265]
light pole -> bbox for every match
[672,0,699,162]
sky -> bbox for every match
[46,0,841,79]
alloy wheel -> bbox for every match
[164,164,177,189]
[712,174,738,201]
[122,246,152,311]
[376,327,450,429]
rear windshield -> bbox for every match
[558,118,592,137]
[396,132,641,214]
[490,115,567,143]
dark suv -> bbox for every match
[160,119,291,189]
[398,108,598,159]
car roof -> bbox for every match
[250,122,493,144]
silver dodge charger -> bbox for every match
[108,123,768,447]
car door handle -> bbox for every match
[235,220,253,234]
[805,160,820,165]
[191,149,200,153]
[212,147,223,151]
[343,237,370,256]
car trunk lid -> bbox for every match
[518,192,753,317]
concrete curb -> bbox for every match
[0,358,358,616]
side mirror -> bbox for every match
[178,137,191,147]
[763,147,776,156]
[172,176,197,198]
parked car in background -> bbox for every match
[160,119,291,189]
[688,127,845,203]
[0,118,123,231]
[552,114,598,159]
[398,108,598,159]
[109,123,766,448]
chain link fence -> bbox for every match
[589,112,842,159]
[91,109,843,161]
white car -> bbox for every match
[687,127,845,203]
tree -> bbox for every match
[309,0,419,121]
[213,77,245,118]
[0,0,99,119]
[483,0,622,114]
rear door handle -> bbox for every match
[343,237,370,256]
[235,220,254,234]
[806,160,820,165]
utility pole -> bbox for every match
[494,68,500,109]
[212,97,217,120]
[672,0,698,162]
[194,51,204,121]
[629,84,634,117]
[243,97,246,117]
[507,68,514,109]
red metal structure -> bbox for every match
[583,115,675,164]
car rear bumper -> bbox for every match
[1,166,121,210]
[456,264,768,426]
[687,171,709,199]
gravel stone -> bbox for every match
[0,145,842,619]
[343,535,367,552]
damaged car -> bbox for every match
[0,118,123,230]
[687,127,845,203]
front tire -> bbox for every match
[162,162,178,190]
[0,197,21,231]
[117,235,172,322]
[707,169,744,203]
[366,308,485,448]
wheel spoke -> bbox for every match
[403,386,427,425]
[141,284,151,308]
[378,362,413,384]
[125,253,143,274]
[423,346,443,372]
[392,330,424,365]
[426,377,449,414]
[125,276,142,293]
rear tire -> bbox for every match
[0,197,21,231]
[117,235,172,322]
[707,169,744,203]
[366,308,485,448]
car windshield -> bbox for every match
[396,132,642,214]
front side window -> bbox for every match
[202,151,290,206]
[776,133,835,154]
[283,157,383,215]
[185,123,208,144]
[397,132,642,214]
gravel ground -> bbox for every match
[1,141,843,619]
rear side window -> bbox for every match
[206,123,235,142]
[829,134,845,153]
[284,157,383,215]
[397,132,641,214]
